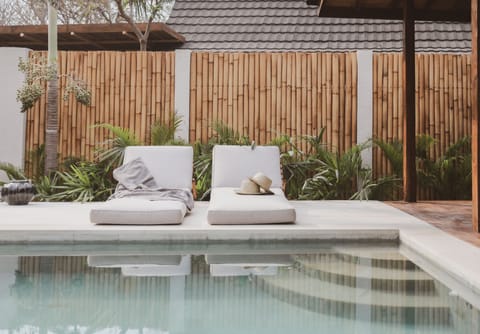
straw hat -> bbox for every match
[234,179,263,195]
[249,172,273,194]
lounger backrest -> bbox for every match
[212,145,282,188]
[124,146,193,189]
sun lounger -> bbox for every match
[90,146,193,225]
[207,145,296,224]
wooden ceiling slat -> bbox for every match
[68,32,104,50]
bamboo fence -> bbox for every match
[24,51,175,175]
[189,52,358,152]
[23,51,473,199]
[373,53,471,199]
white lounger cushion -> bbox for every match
[90,146,193,225]
[212,145,283,188]
[207,188,295,224]
[90,198,186,225]
[124,146,193,189]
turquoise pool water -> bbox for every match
[0,242,478,334]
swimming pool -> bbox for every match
[0,242,478,333]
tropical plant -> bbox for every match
[0,163,27,185]
[94,123,142,169]
[17,55,90,174]
[376,135,472,200]
[300,141,396,200]
[47,160,114,202]
[45,1,58,175]
[40,116,186,202]
[25,144,46,181]
[33,174,60,200]
[417,136,471,199]
[193,121,251,200]
[150,113,185,145]
[269,133,316,199]
[374,138,403,177]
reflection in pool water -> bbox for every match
[0,244,478,334]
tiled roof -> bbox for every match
[166,0,471,52]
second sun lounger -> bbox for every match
[207,145,296,224]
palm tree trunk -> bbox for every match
[45,2,58,174]
[45,76,58,174]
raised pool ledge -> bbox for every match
[1,200,480,301]
[0,201,405,243]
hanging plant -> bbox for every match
[16,53,91,112]
[64,76,91,107]
[17,54,55,112]
[16,83,44,112]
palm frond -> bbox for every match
[93,123,142,168]
[0,163,26,183]
[374,138,403,176]
[151,112,183,145]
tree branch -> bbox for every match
[113,0,145,42]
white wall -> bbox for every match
[0,48,30,180]
[175,50,192,142]
[356,50,374,167]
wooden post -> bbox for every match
[472,0,480,232]
[403,0,417,202]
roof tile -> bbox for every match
[167,0,471,52]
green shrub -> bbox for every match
[376,135,472,200]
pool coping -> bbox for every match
[1,200,480,306]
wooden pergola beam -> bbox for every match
[0,23,185,50]
[403,0,417,202]
[315,6,470,21]
[472,0,480,232]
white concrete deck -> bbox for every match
[1,200,480,307]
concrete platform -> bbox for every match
[0,200,480,307]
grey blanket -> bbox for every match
[109,157,194,211]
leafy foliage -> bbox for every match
[374,138,403,177]
[94,123,142,169]
[0,163,27,185]
[299,140,398,200]
[17,54,90,112]
[376,135,472,200]
[269,133,318,199]
[16,55,55,112]
[193,121,251,200]
[151,113,185,145]
[46,161,114,202]
[30,116,186,202]
[34,174,60,200]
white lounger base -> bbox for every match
[90,198,187,225]
[207,188,296,225]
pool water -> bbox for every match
[0,243,478,334]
